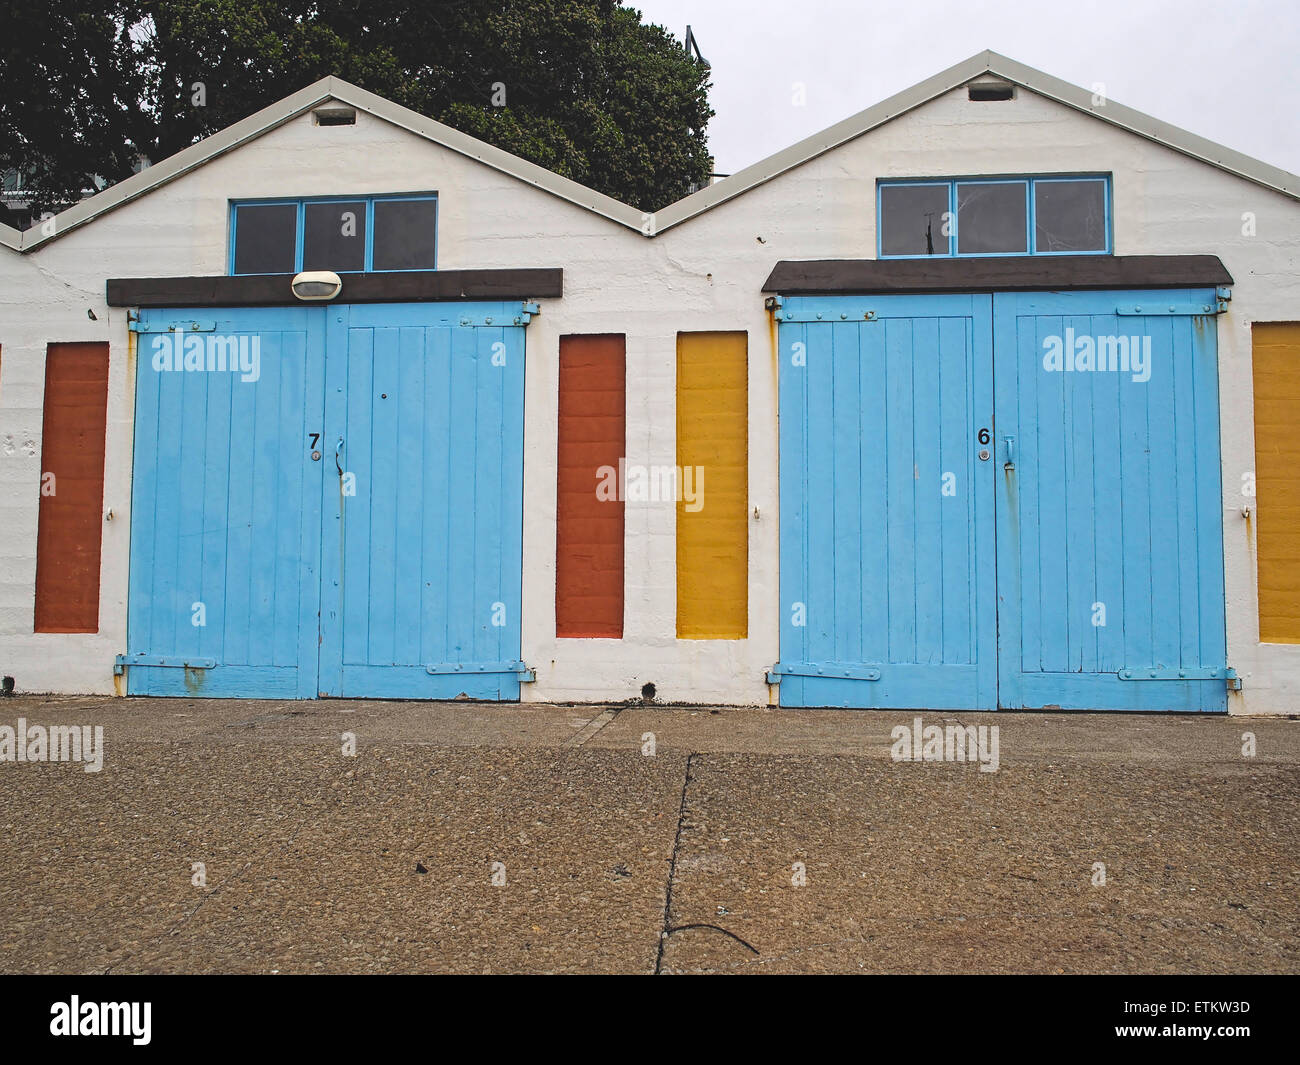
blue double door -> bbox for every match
[125,302,529,699]
[777,290,1228,711]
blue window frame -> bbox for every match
[229,193,438,275]
[877,175,1111,258]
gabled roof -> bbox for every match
[655,49,1300,232]
[0,76,645,252]
[4,50,1298,253]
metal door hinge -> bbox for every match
[766,661,881,684]
[425,660,536,682]
[129,319,216,333]
[1117,666,1237,684]
[114,654,217,675]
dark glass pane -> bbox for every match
[879,184,950,256]
[1035,179,1107,252]
[303,200,367,272]
[372,198,437,271]
[956,182,1027,254]
[232,203,297,274]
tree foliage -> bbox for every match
[0,1,713,220]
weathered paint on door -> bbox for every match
[126,307,322,697]
[775,295,997,708]
[318,303,527,699]
[124,302,528,699]
[776,289,1228,712]
[994,290,1227,711]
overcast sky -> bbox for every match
[631,0,1300,177]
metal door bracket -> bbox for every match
[425,660,536,682]
[114,654,217,675]
[766,661,881,683]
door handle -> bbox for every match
[334,436,345,475]
[1003,435,1015,469]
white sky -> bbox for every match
[631,0,1300,177]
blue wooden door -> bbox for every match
[125,302,528,700]
[317,303,529,699]
[993,290,1228,711]
[125,307,325,697]
[774,294,998,708]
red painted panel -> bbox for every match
[34,343,109,633]
[556,335,625,638]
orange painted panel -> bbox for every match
[556,335,625,638]
[1253,323,1300,642]
[34,343,109,633]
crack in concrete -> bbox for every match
[654,751,697,974]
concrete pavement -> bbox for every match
[0,695,1296,973]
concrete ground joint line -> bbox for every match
[653,751,697,975]
[562,706,621,749]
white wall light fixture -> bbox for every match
[291,271,343,300]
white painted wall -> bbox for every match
[0,82,1297,712]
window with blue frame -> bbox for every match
[877,176,1110,257]
[229,194,438,274]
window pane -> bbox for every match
[303,200,367,272]
[232,203,297,274]
[879,184,949,256]
[956,182,1027,254]
[1035,179,1107,252]
[372,199,437,271]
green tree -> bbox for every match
[0,1,713,222]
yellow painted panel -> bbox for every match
[677,331,748,639]
[1253,323,1300,643]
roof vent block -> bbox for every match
[968,81,1015,102]
[313,105,357,126]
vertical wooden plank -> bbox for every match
[1252,322,1300,642]
[858,321,889,666]
[1144,315,1182,668]
[248,330,284,666]
[367,327,399,665]
[1192,314,1227,671]
[34,343,109,632]
[341,327,375,666]
[911,316,943,663]
[392,326,425,666]
[473,326,505,669]
[884,318,916,662]
[127,330,161,660]
[444,326,479,658]
[676,331,748,639]
[1091,341,1125,672]
[1170,317,1203,666]
[1119,319,1155,670]
[938,316,972,664]
[830,322,861,666]
[778,320,809,703]
[419,326,453,666]
[556,334,625,638]
[1064,315,1097,671]
[804,324,835,659]
[223,341,256,666]
[1036,315,1070,673]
